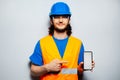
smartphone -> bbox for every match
[84,51,93,71]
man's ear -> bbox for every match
[68,19,71,24]
[50,20,53,25]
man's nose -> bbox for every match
[59,17,63,22]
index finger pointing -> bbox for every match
[59,60,68,64]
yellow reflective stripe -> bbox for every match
[61,68,77,74]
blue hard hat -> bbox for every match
[49,2,71,16]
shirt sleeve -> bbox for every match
[29,41,43,66]
[78,43,84,64]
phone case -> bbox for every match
[84,51,93,71]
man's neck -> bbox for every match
[53,31,68,39]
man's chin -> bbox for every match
[54,28,67,33]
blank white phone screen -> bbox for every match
[84,51,93,71]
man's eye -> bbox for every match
[62,16,69,18]
[53,16,60,18]
[53,15,69,19]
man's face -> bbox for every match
[51,15,70,32]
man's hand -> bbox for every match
[91,61,95,72]
[45,59,68,72]
[78,61,95,73]
[78,62,84,73]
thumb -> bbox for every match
[78,62,84,73]
[79,62,84,68]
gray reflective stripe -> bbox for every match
[61,68,77,74]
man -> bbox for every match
[29,2,94,80]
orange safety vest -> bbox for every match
[40,35,82,80]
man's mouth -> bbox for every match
[57,23,64,26]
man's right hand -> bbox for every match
[44,59,68,72]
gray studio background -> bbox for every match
[0,0,120,80]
